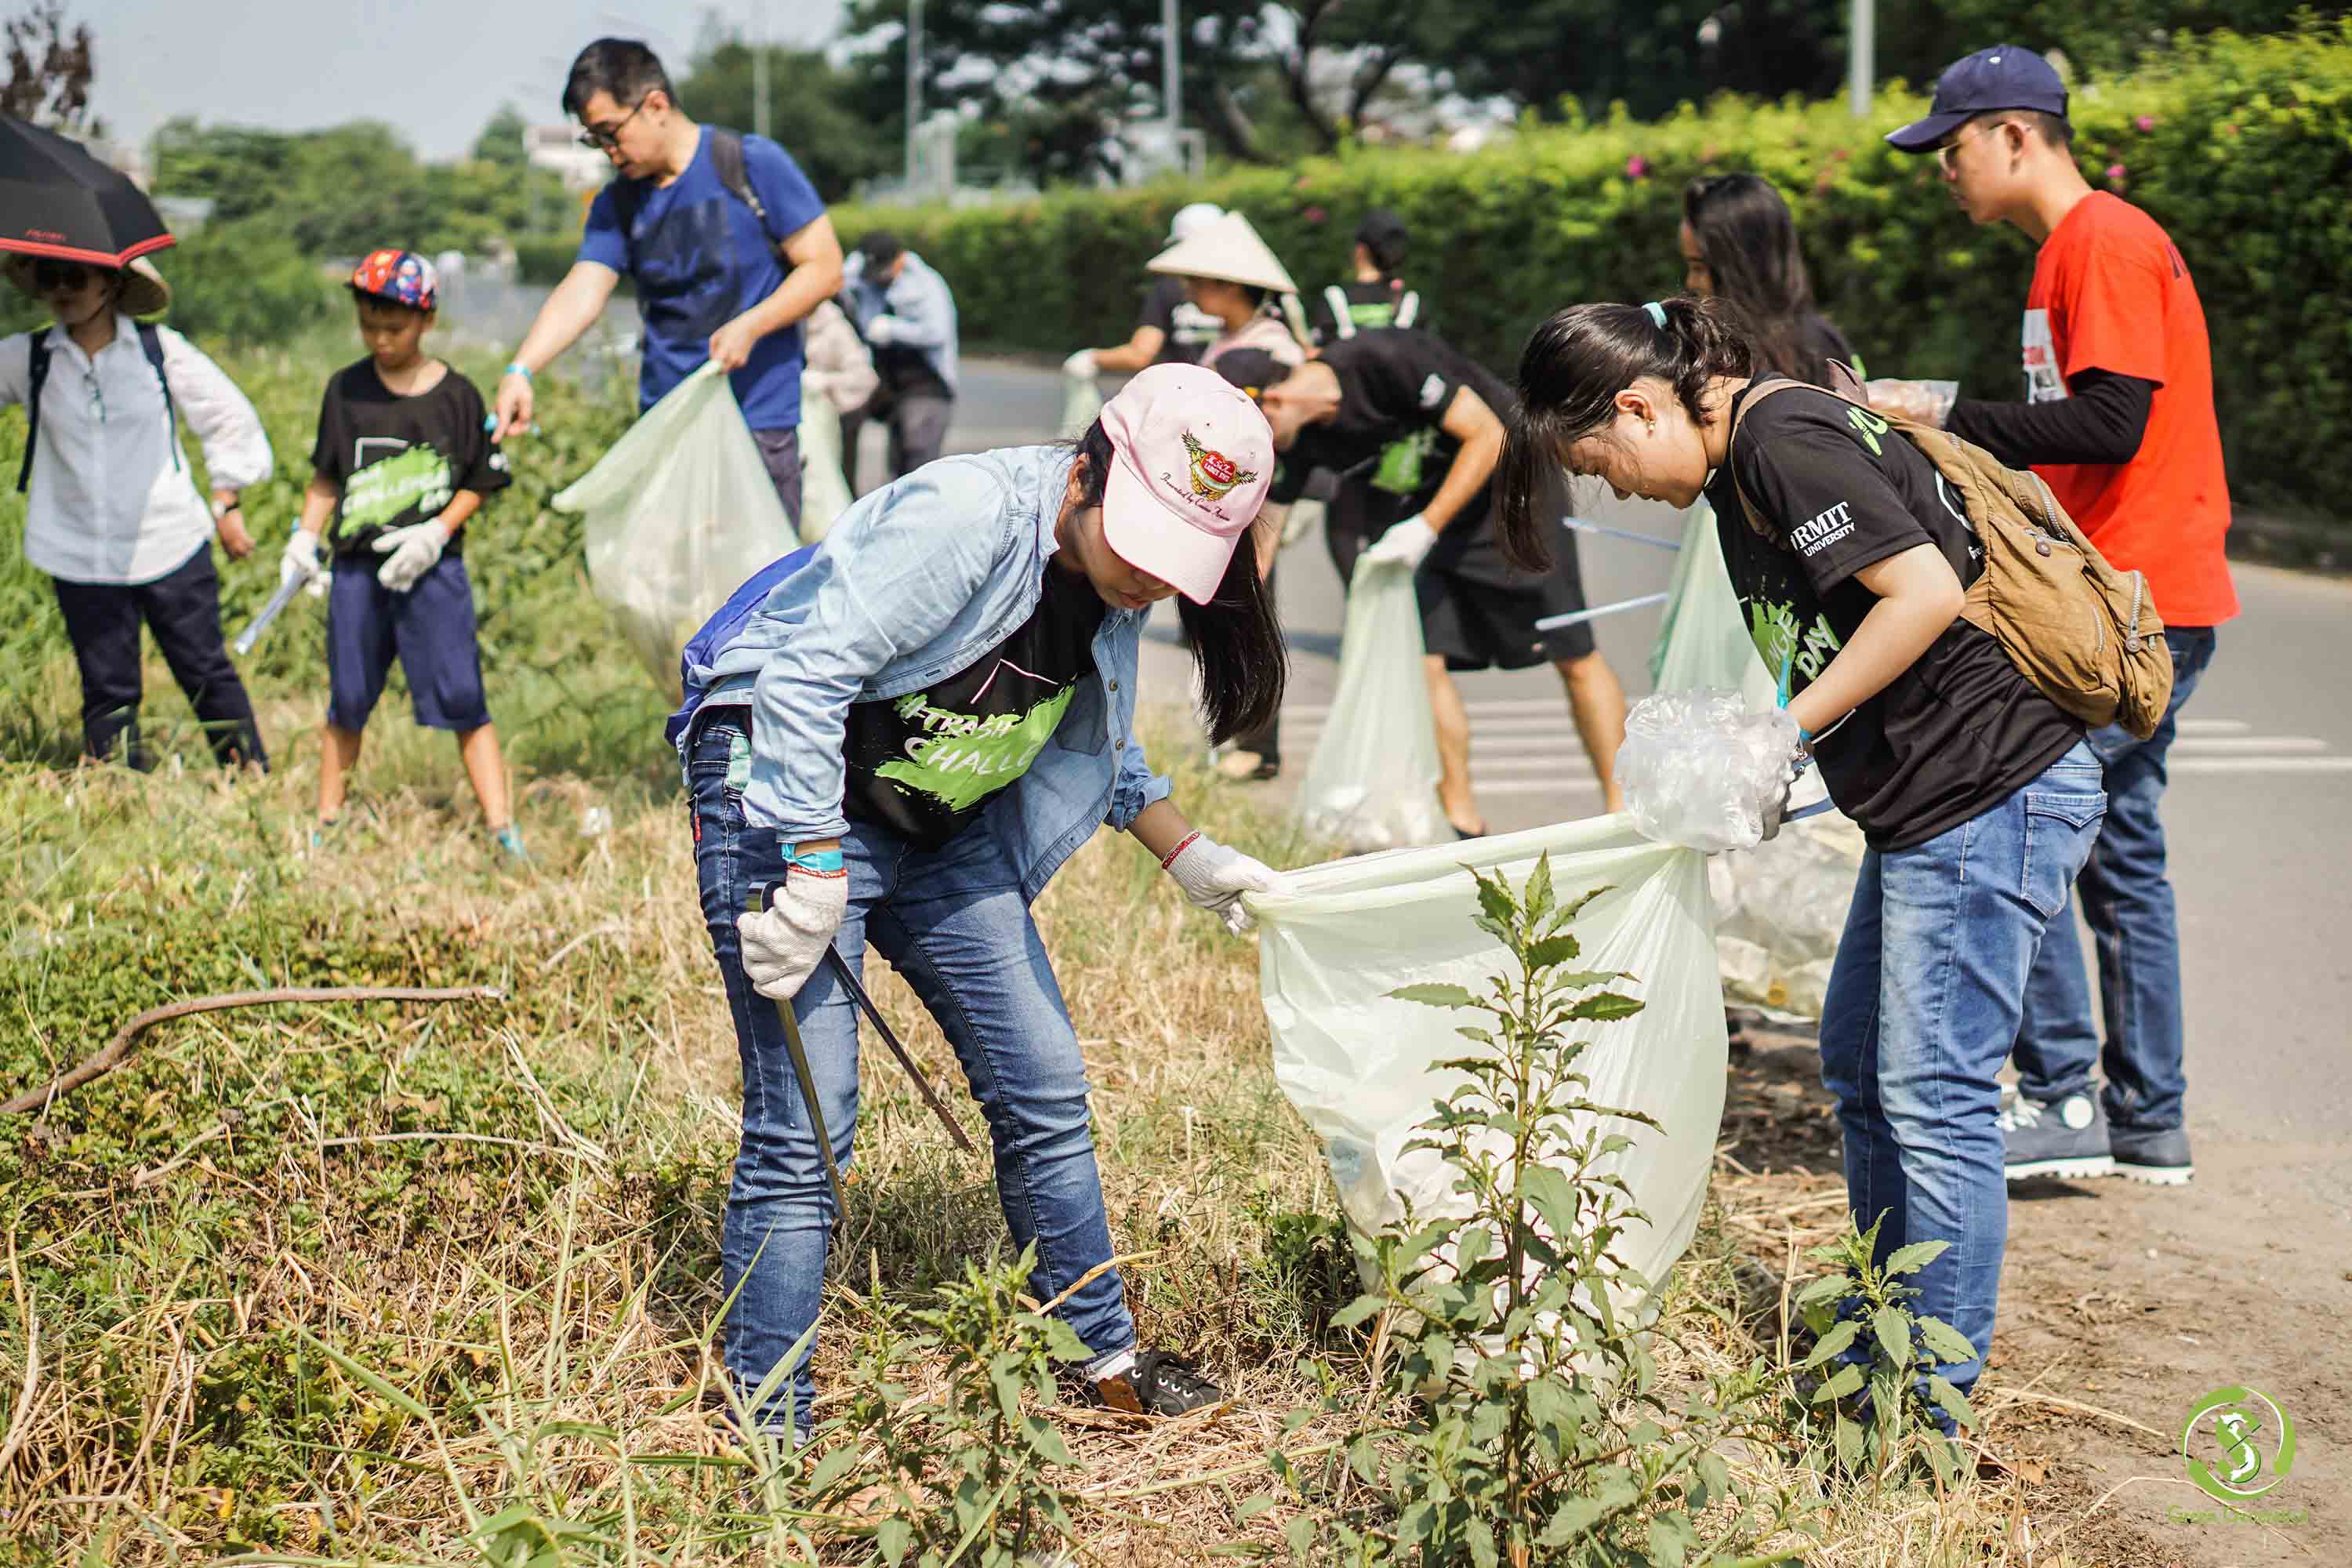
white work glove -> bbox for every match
[863,315,900,347]
[739,866,849,1000]
[373,521,450,593]
[1759,731,1816,843]
[1363,514,1439,571]
[1163,833,1292,935]
[1864,379,1958,429]
[1062,348,1099,379]
[280,528,326,599]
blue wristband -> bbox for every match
[786,844,845,874]
[505,361,533,382]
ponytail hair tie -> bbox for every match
[1642,301,1668,329]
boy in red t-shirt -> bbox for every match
[1875,45,2234,1189]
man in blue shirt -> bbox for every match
[839,231,959,491]
[492,38,844,526]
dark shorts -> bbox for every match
[1327,506,1596,670]
[326,554,492,732]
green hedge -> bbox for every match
[836,22,2352,524]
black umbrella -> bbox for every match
[0,114,173,267]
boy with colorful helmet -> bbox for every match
[281,249,524,856]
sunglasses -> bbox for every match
[32,259,101,293]
[1936,118,2015,173]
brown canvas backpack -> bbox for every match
[1726,378,2173,740]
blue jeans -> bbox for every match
[2013,628,2217,1131]
[1819,739,2106,1412]
[686,713,1133,1432]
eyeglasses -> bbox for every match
[577,97,650,152]
[32,259,96,293]
[1936,118,2013,173]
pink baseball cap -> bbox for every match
[1098,363,1276,605]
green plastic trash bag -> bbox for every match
[1294,555,1445,852]
[798,374,855,546]
[1247,818,1725,1323]
[553,363,794,685]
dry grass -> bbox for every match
[0,677,2073,1565]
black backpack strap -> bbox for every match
[17,330,50,493]
[710,128,789,257]
[137,323,181,474]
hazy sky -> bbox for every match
[93,0,852,162]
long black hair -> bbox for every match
[1682,174,1831,386]
[1070,420,1287,744]
[1495,296,1757,570]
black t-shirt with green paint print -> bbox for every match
[310,361,510,558]
[840,560,1107,851]
[1705,377,2082,852]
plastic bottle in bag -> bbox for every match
[553,363,795,684]
[1294,555,1446,852]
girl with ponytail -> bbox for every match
[1499,296,2104,1432]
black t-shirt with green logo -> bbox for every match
[310,361,509,558]
[1706,377,2082,851]
[1268,329,1516,561]
[840,561,1107,851]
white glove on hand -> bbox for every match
[1864,379,1958,429]
[373,521,449,593]
[280,529,327,599]
[1164,833,1292,935]
[1062,348,1099,379]
[1363,514,1439,571]
[863,315,900,347]
[739,868,849,1000]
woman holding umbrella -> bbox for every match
[0,253,274,768]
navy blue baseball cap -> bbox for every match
[1886,45,2069,152]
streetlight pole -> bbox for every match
[753,0,770,140]
[1849,0,1875,118]
[906,0,924,194]
[1163,0,1181,137]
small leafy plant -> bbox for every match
[1788,1217,1980,1490]
[1255,855,1805,1566]
[813,1246,1092,1568]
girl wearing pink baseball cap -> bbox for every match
[671,362,1290,1438]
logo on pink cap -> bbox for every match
[1098,364,1276,605]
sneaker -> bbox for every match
[1081,1348,1225,1417]
[2111,1123,2194,1185]
[2000,1091,2114,1181]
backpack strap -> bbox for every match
[16,329,52,494]
[711,128,794,260]
[1395,289,1421,329]
[1323,285,1356,339]
[1721,378,1824,539]
[137,323,181,475]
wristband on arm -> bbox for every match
[1159,829,1203,871]
[786,843,847,876]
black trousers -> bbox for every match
[51,542,267,770]
[841,390,953,492]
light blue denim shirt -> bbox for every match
[841,251,960,394]
[688,444,1171,903]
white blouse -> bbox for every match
[0,316,274,585]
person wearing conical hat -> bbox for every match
[1147,211,1309,780]
[0,252,274,770]
[1064,201,1229,379]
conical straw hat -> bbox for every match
[1146,211,1298,295]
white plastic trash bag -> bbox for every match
[1250,818,1726,1321]
[1647,499,1858,1018]
[1062,373,1104,437]
[553,363,794,684]
[1294,556,1445,852]
[798,372,855,546]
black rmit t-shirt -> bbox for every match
[1308,276,1436,344]
[1707,378,2083,852]
[1138,276,1222,366]
[310,361,510,558]
[840,561,1107,850]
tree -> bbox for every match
[2,0,93,131]
[674,38,894,201]
[472,103,530,169]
